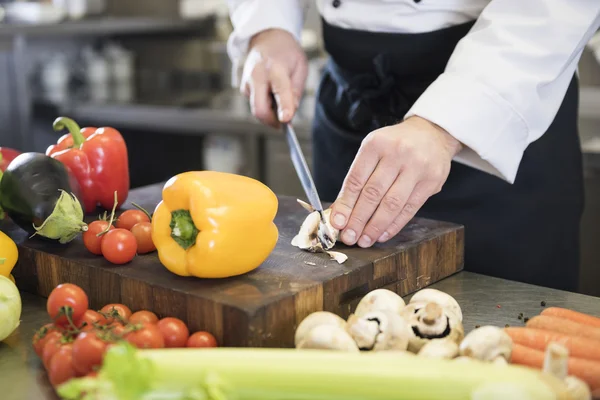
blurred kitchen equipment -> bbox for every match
[202,135,244,174]
[4,2,66,24]
[53,0,105,20]
[39,52,70,103]
[104,42,134,83]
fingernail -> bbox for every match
[278,108,289,121]
[378,232,390,242]
[358,235,372,247]
[333,213,346,227]
[343,229,356,244]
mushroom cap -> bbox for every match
[354,289,406,318]
[346,310,412,352]
[296,324,360,352]
[295,311,346,347]
[458,325,513,362]
[564,376,592,400]
[417,338,460,359]
[404,302,465,353]
[409,288,463,322]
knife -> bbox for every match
[282,121,336,249]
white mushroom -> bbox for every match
[458,325,513,363]
[402,302,465,353]
[296,324,360,352]
[346,310,412,352]
[291,200,347,264]
[354,289,405,318]
[417,338,460,359]
[543,342,591,400]
[294,311,346,347]
[408,288,463,322]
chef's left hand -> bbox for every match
[330,116,463,247]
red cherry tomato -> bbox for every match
[107,322,126,338]
[72,331,109,376]
[47,284,89,328]
[125,322,165,349]
[156,317,189,348]
[115,210,150,231]
[32,324,61,357]
[129,310,159,325]
[100,228,137,264]
[76,309,108,331]
[48,344,77,387]
[83,220,114,255]
[42,334,65,370]
[186,331,218,348]
[130,222,156,254]
[99,303,132,324]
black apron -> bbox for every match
[312,19,585,292]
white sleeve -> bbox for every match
[226,0,309,85]
[405,1,600,184]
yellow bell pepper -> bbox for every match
[0,230,18,278]
[151,171,279,278]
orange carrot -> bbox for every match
[526,315,600,341]
[541,307,600,328]
[510,343,600,390]
[593,388,600,399]
[505,327,600,361]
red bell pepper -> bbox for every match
[0,147,21,172]
[46,116,130,214]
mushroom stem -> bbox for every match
[422,303,443,325]
[543,342,568,380]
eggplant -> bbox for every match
[0,152,87,243]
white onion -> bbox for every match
[0,275,21,342]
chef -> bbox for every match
[225,1,600,292]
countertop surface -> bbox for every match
[2,271,600,400]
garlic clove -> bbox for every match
[295,311,347,347]
[354,289,406,318]
[296,324,360,352]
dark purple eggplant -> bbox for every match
[0,152,87,243]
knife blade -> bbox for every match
[283,122,324,214]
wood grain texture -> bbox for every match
[1,182,464,348]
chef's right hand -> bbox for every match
[241,29,308,128]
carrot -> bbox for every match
[510,343,600,390]
[541,307,600,328]
[526,315,600,342]
[505,327,600,361]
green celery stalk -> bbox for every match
[57,343,568,400]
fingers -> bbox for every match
[269,61,296,124]
[291,56,308,107]
[247,63,279,127]
[330,138,381,235]
[339,157,403,247]
[358,170,420,247]
[377,182,431,242]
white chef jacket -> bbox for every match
[226,0,600,184]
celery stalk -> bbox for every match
[58,343,569,400]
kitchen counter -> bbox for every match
[2,271,600,400]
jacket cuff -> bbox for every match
[405,71,530,184]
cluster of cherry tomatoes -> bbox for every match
[82,204,156,265]
[33,283,218,387]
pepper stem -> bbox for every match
[131,202,152,221]
[53,117,86,148]
[170,210,199,250]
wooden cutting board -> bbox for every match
[2,182,464,348]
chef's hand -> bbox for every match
[241,29,308,128]
[330,116,463,248]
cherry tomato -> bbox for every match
[101,228,137,264]
[83,220,114,255]
[130,222,156,254]
[186,331,218,348]
[156,317,189,348]
[115,210,150,231]
[48,344,77,387]
[42,334,65,370]
[100,303,132,324]
[76,309,108,331]
[72,331,109,375]
[107,322,126,338]
[47,284,89,328]
[125,322,165,349]
[32,324,60,356]
[86,371,98,378]
[129,310,159,325]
